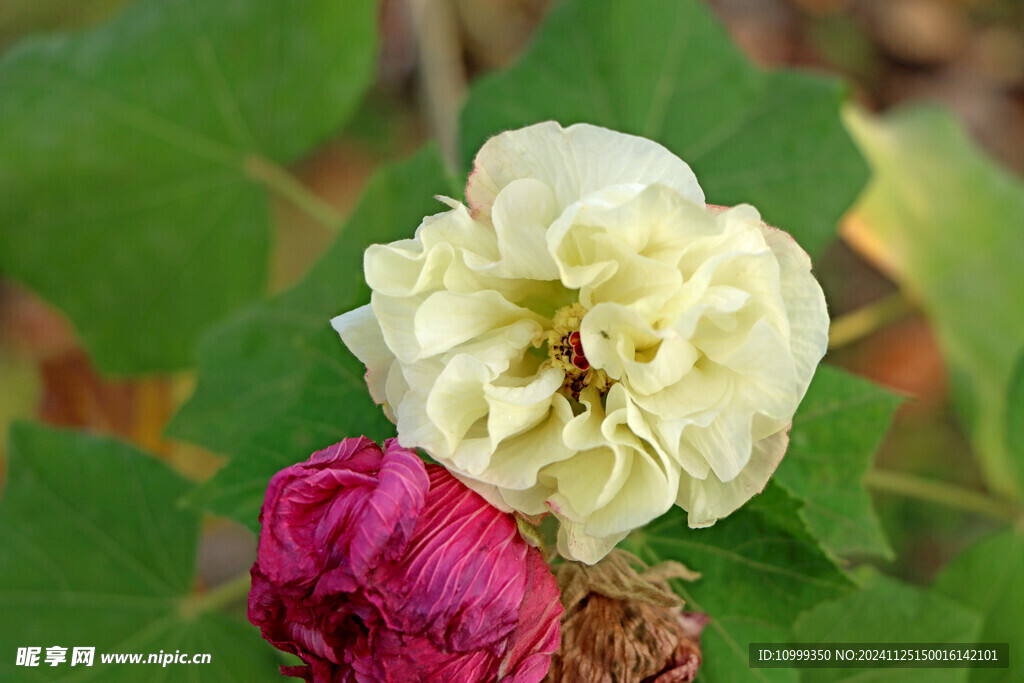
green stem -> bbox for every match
[828,292,913,350]
[179,572,251,619]
[244,154,344,230]
[864,469,1023,524]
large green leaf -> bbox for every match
[844,106,1024,500]
[459,0,867,258]
[774,366,901,560]
[933,530,1024,682]
[0,0,378,374]
[624,485,852,683]
[168,147,457,529]
[0,422,279,681]
[793,574,983,683]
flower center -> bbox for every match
[547,303,610,400]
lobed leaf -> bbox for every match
[0,422,280,681]
[794,573,983,683]
[774,366,901,560]
[0,0,378,373]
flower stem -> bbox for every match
[864,469,1023,524]
[244,154,345,230]
[828,292,913,350]
[179,572,252,619]
[406,0,466,169]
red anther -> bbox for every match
[573,355,590,370]
[569,331,581,345]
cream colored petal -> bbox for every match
[630,360,731,420]
[547,185,701,314]
[371,292,426,364]
[543,447,630,519]
[485,366,563,447]
[622,334,698,398]
[662,431,712,480]
[331,304,394,404]
[585,233,683,315]
[556,519,629,566]
[762,225,829,401]
[413,290,545,358]
[449,474,516,513]
[558,185,705,312]
[364,239,450,297]
[440,319,543,375]
[584,446,679,537]
[562,385,607,451]
[684,408,755,483]
[579,302,661,380]
[702,318,798,421]
[395,384,447,458]
[543,383,647,520]
[381,360,407,423]
[486,177,561,280]
[501,481,556,517]
[418,201,499,257]
[481,393,576,489]
[425,355,491,453]
[546,205,622,293]
[441,435,495,478]
[678,427,789,527]
[466,121,704,218]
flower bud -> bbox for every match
[544,551,706,683]
[248,437,562,682]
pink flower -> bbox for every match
[248,437,562,682]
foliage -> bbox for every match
[0,0,1020,679]
[0,423,281,680]
[845,106,1024,500]
[0,0,378,373]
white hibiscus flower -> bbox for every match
[333,121,828,563]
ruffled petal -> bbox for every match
[414,290,546,358]
[467,121,704,218]
[762,225,829,401]
[331,305,395,404]
[677,428,789,527]
[556,519,629,565]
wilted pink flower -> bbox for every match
[248,437,562,682]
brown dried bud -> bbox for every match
[544,550,708,683]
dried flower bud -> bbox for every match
[544,551,707,683]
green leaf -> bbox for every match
[774,366,901,559]
[459,0,867,257]
[0,0,378,374]
[168,146,457,530]
[624,485,852,683]
[933,530,1024,682]
[0,422,280,681]
[844,106,1024,500]
[1007,351,1024,477]
[793,574,983,683]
